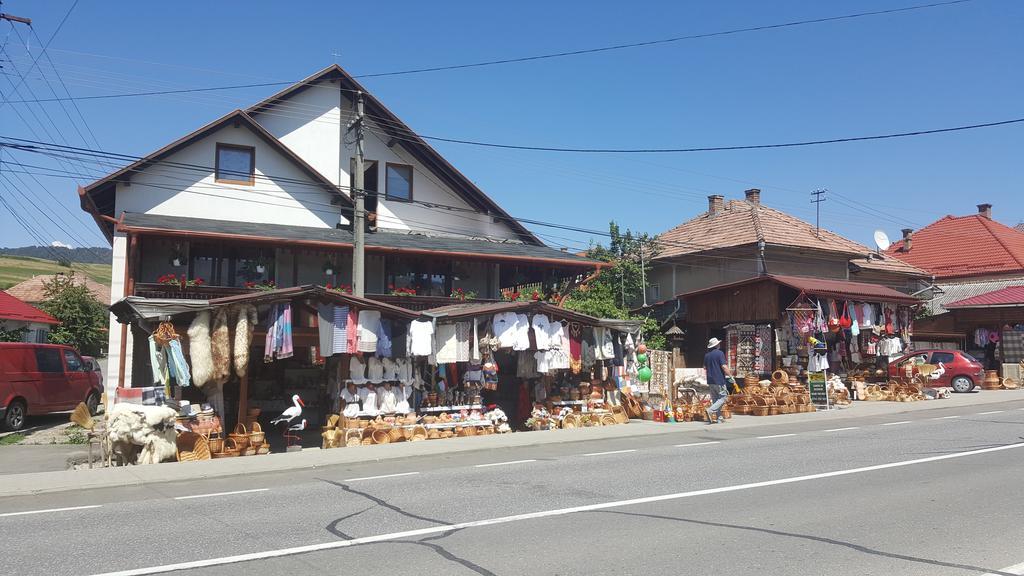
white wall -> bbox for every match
[114,122,348,229]
[105,232,128,403]
[252,82,524,241]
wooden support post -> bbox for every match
[237,373,249,426]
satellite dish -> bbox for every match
[873,230,891,252]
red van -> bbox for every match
[0,343,103,431]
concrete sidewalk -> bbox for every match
[1,389,1021,498]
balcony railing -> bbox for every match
[133,283,500,310]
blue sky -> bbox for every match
[1,0,1021,252]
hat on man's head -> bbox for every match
[707,337,722,349]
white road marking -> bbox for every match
[981,560,1024,575]
[824,427,859,432]
[88,442,1024,576]
[977,410,1004,415]
[934,415,960,420]
[474,459,536,468]
[757,433,797,439]
[674,441,720,448]
[882,421,911,426]
[344,472,420,482]
[0,505,102,517]
[174,488,268,500]
[583,449,636,457]
[1018,407,1024,411]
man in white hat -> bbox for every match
[703,337,734,424]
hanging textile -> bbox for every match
[264,303,294,362]
[1002,330,1024,363]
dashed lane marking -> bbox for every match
[175,489,268,500]
[881,421,911,426]
[757,434,797,439]
[824,427,859,432]
[0,505,102,517]
[674,441,720,448]
[344,472,420,482]
[583,449,637,457]
[474,460,536,468]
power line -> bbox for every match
[0,0,77,110]
[0,136,943,264]
[2,0,978,105]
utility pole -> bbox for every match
[348,91,366,297]
[811,189,827,238]
[0,6,32,26]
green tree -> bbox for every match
[38,272,107,356]
[562,222,666,350]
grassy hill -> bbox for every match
[0,256,111,290]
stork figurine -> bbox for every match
[271,394,304,425]
[284,418,307,448]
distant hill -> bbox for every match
[0,255,111,290]
[0,246,112,264]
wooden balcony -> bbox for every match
[133,283,500,311]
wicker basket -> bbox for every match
[257,442,270,455]
[176,432,211,462]
[562,413,581,429]
[1002,377,1019,390]
[371,428,392,444]
[206,434,224,454]
[388,427,405,443]
[599,413,617,426]
[345,429,363,447]
[212,437,241,458]
[410,425,427,441]
[228,423,250,451]
[249,422,266,447]
[427,428,441,440]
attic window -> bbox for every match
[385,163,413,202]
[215,143,255,185]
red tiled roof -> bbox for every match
[656,200,870,259]
[680,274,921,305]
[0,291,58,324]
[5,274,111,304]
[946,286,1024,308]
[885,214,1024,279]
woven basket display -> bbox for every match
[388,427,405,443]
[257,442,270,455]
[345,429,363,447]
[212,437,241,458]
[599,413,617,426]
[427,429,441,439]
[249,422,266,446]
[176,431,211,462]
[410,425,427,441]
[562,413,581,429]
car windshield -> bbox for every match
[960,352,982,363]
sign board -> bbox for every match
[807,371,829,406]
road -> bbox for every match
[2,400,1024,576]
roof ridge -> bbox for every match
[978,215,1024,268]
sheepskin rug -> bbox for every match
[107,403,178,465]
[211,308,231,386]
[233,304,257,378]
[187,311,213,388]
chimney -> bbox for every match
[977,203,992,219]
[901,228,913,252]
[707,195,724,216]
[744,188,761,205]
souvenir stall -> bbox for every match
[360,301,642,434]
[109,285,419,461]
[679,275,921,408]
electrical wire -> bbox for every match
[3,0,978,104]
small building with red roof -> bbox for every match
[0,291,59,343]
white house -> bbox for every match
[79,65,596,395]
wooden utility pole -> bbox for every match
[811,189,827,238]
[0,9,32,26]
[348,91,366,297]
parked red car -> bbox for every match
[887,349,985,393]
[0,343,103,431]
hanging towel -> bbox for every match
[148,336,168,385]
[357,310,381,353]
[168,339,191,387]
[376,318,393,358]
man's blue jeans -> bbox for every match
[708,383,729,418]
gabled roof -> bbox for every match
[885,214,1024,279]
[246,65,541,246]
[79,109,352,241]
[656,199,869,260]
[679,274,921,305]
[5,274,111,305]
[930,277,1024,312]
[0,291,58,325]
[946,286,1024,308]
[848,252,929,276]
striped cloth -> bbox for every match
[1002,330,1024,363]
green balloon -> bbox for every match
[638,366,653,382]
[636,353,648,364]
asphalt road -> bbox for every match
[3,400,1024,576]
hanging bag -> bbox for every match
[827,301,841,333]
[839,301,852,329]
